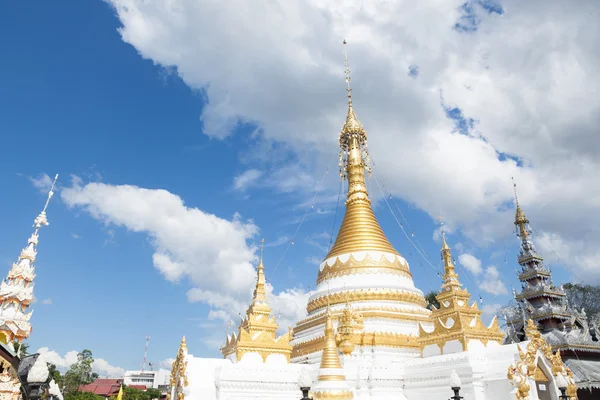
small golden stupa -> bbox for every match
[311,306,353,400]
[418,226,504,353]
[221,239,293,362]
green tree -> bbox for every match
[145,388,161,400]
[425,290,440,310]
[47,363,62,385]
[64,392,104,400]
[122,386,151,400]
[12,341,29,356]
[563,283,600,323]
[62,350,95,396]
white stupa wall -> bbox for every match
[185,357,231,400]
[185,341,564,400]
[216,361,308,400]
[310,271,423,301]
[294,250,430,355]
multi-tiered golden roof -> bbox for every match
[221,239,293,362]
[418,231,503,352]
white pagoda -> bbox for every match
[169,44,579,400]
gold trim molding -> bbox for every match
[317,253,411,284]
[312,390,354,400]
[306,289,426,313]
[293,331,420,358]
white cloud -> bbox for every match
[104,0,600,282]
[458,253,483,276]
[479,266,508,296]
[61,179,258,293]
[36,348,124,378]
[264,236,290,248]
[159,358,175,369]
[41,298,52,305]
[233,169,263,191]
[61,177,309,340]
[481,303,502,322]
[266,285,312,331]
[28,173,54,194]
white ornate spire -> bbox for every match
[0,174,58,345]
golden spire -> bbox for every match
[438,217,461,292]
[325,41,399,260]
[512,178,529,240]
[221,241,293,362]
[249,239,269,313]
[319,306,344,374]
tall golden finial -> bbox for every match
[259,238,265,267]
[340,40,364,139]
[437,216,461,292]
[512,178,529,239]
[322,39,398,261]
[343,40,352,105]
[438,215,449,251]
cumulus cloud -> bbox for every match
[481,303,502,323]
[479,266,508,296]
[61,179,258,293]
[104,0,600,281]
[36,348,124,378]
[28,173,55,194]
[61,177,310,338]
[458,253,483,276]
[233,169,263,191]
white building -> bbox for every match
[123,369,170,390]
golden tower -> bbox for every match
[292,42,430,361]
[221,239,293,362]
[418,227,503,354]
[311,306,353,400]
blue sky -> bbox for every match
[1,0,597,375]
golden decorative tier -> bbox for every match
[293,331,420,359]
[306,289,426,314]
[325,200,400,260]
[317,252,411,285]
[312,391,354,400]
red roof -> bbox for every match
[129,385,147,391]
[80,379,123,396]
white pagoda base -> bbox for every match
[183,341,564,400]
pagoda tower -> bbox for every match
[311,306,353,400]
[508,185,576,339]
[0,175,58,346]
[291,42,430,363]
[221,239,293,363]
[418,230,503,355]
